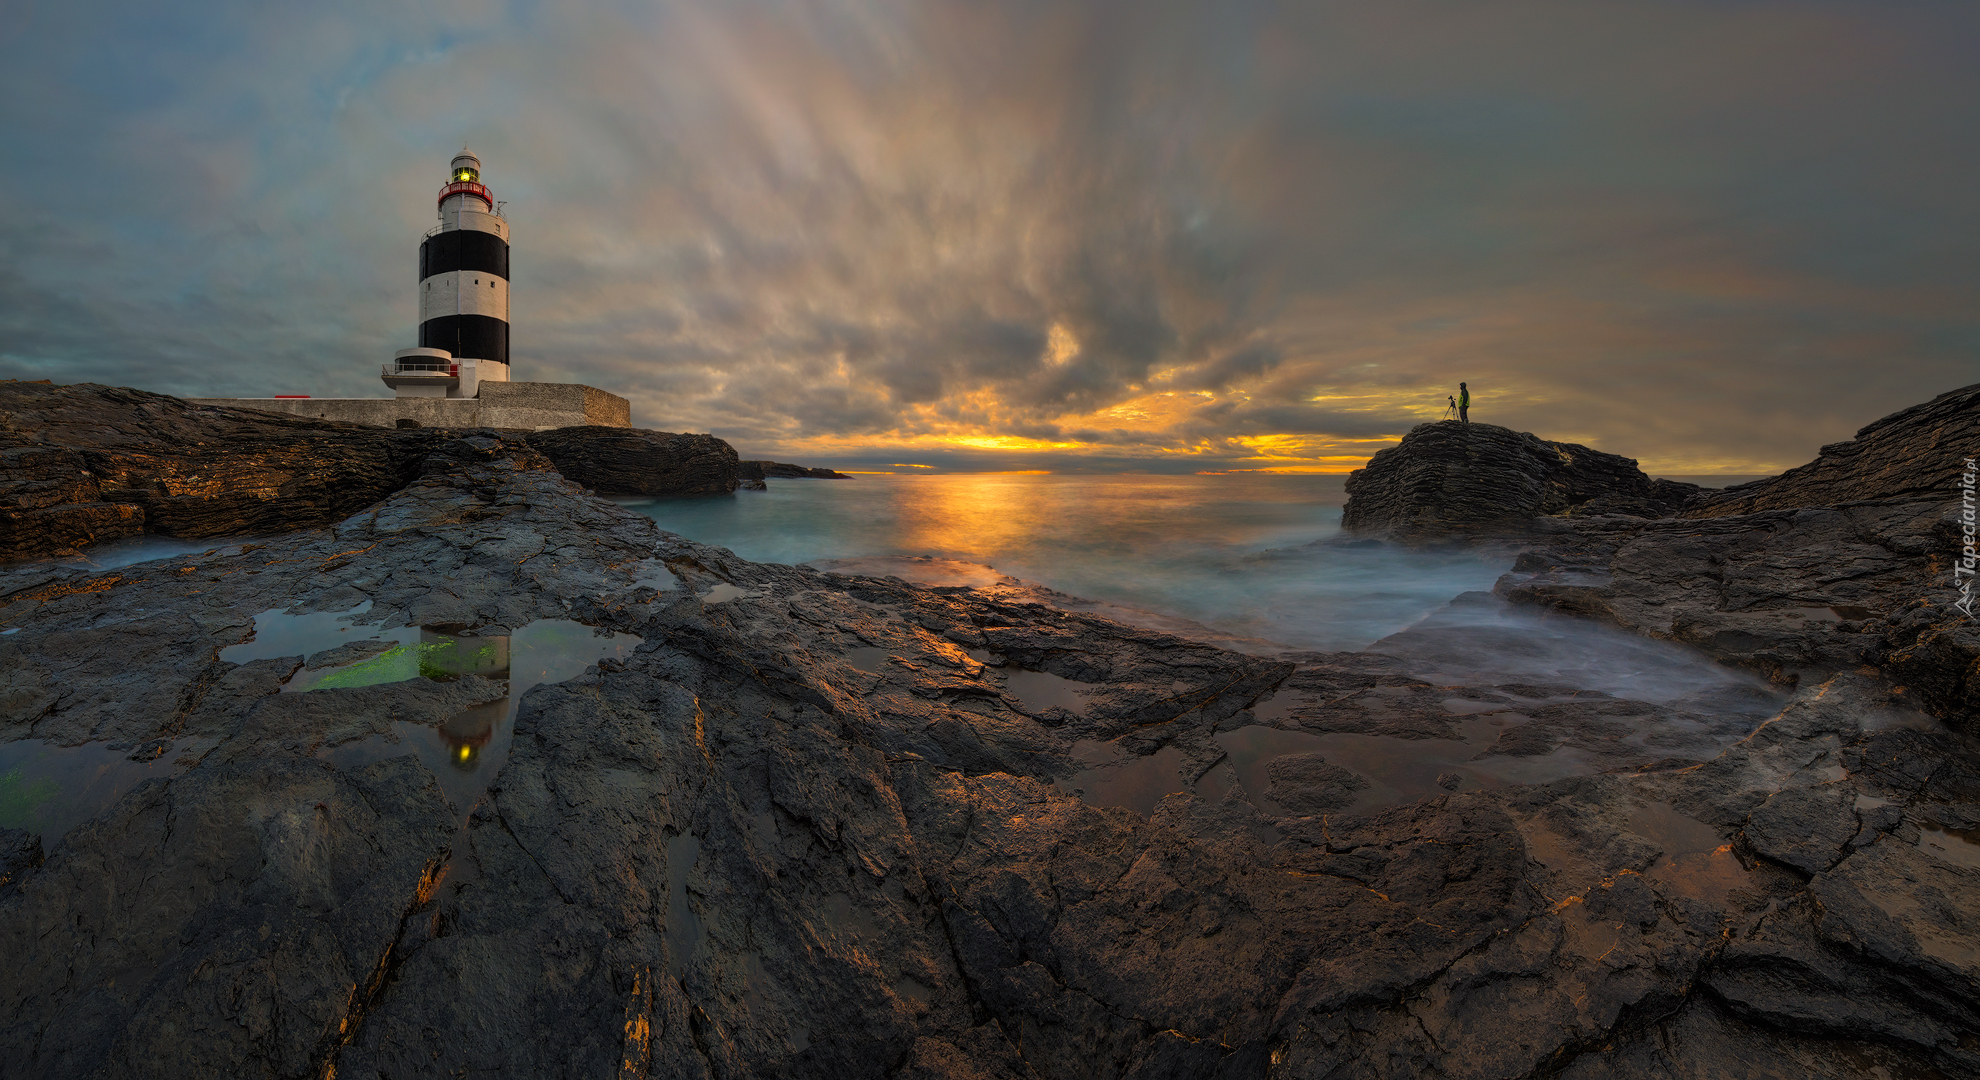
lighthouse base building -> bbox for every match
[193,149,630,432]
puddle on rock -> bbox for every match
[0,739,207,839]
[1646,844,1752,905]
[220,601,383,664]
[298,618,641,816]
[1005,669,1090,716]
[846,647,892,674]
[1203,719,1594,818]
[1917,826,1980,870]
[1058,740,1189,814]
[0,597,417,841]
[815,892,883,945]
[629,559,680,592]
[892,976,933,1006]
[702,583,748,604]
[665,832,705,977]
[1628,801,1725,864]
[6,534,255,573]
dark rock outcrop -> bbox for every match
[739,459,852,480]
[525,426,740,496]
[0,381,432,561]
[1684,382,1979,518]
[1492,383,1980,732]
[0,384,755,563]
[1340,421,1692,541]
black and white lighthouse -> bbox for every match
[384,148,512,398]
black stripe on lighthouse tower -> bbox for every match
[418,228,509,365]
[419,230,509,280]
[420,315,509,365]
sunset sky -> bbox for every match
[2,0,1975,474]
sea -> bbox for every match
[616,472,1747,655]
[40,472,1764,657]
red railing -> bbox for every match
[437,181,493,210]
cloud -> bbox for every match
[1,0,1976,473]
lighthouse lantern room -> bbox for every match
[383,149,513,398]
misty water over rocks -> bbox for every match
[621,473,1514,654]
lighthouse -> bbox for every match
[199,146,633,428]
[383,149,513,398]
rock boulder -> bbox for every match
[739,460,851,480]
[525,426,740,496]
[1341,421,1691,541]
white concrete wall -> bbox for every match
[189,381,630,431]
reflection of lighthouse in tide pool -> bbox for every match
[383,148,514,399]
[416,626,512,770]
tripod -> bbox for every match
[1441,396,1459,421]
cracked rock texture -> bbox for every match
[0,385,1977,1077]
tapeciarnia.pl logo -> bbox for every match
[1958,457,1977,619]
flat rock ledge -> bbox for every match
[0,384,1975,1078]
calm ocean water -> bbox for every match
[621,473,1511,654]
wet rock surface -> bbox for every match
[525,425,741,496]
[0,390,1977,1077]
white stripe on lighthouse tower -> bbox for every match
[421,272,509,321]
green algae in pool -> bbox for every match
[285,627,511,692]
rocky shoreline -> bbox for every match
[0,382,1976,1078]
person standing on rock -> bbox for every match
[1458,382,1470,423]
